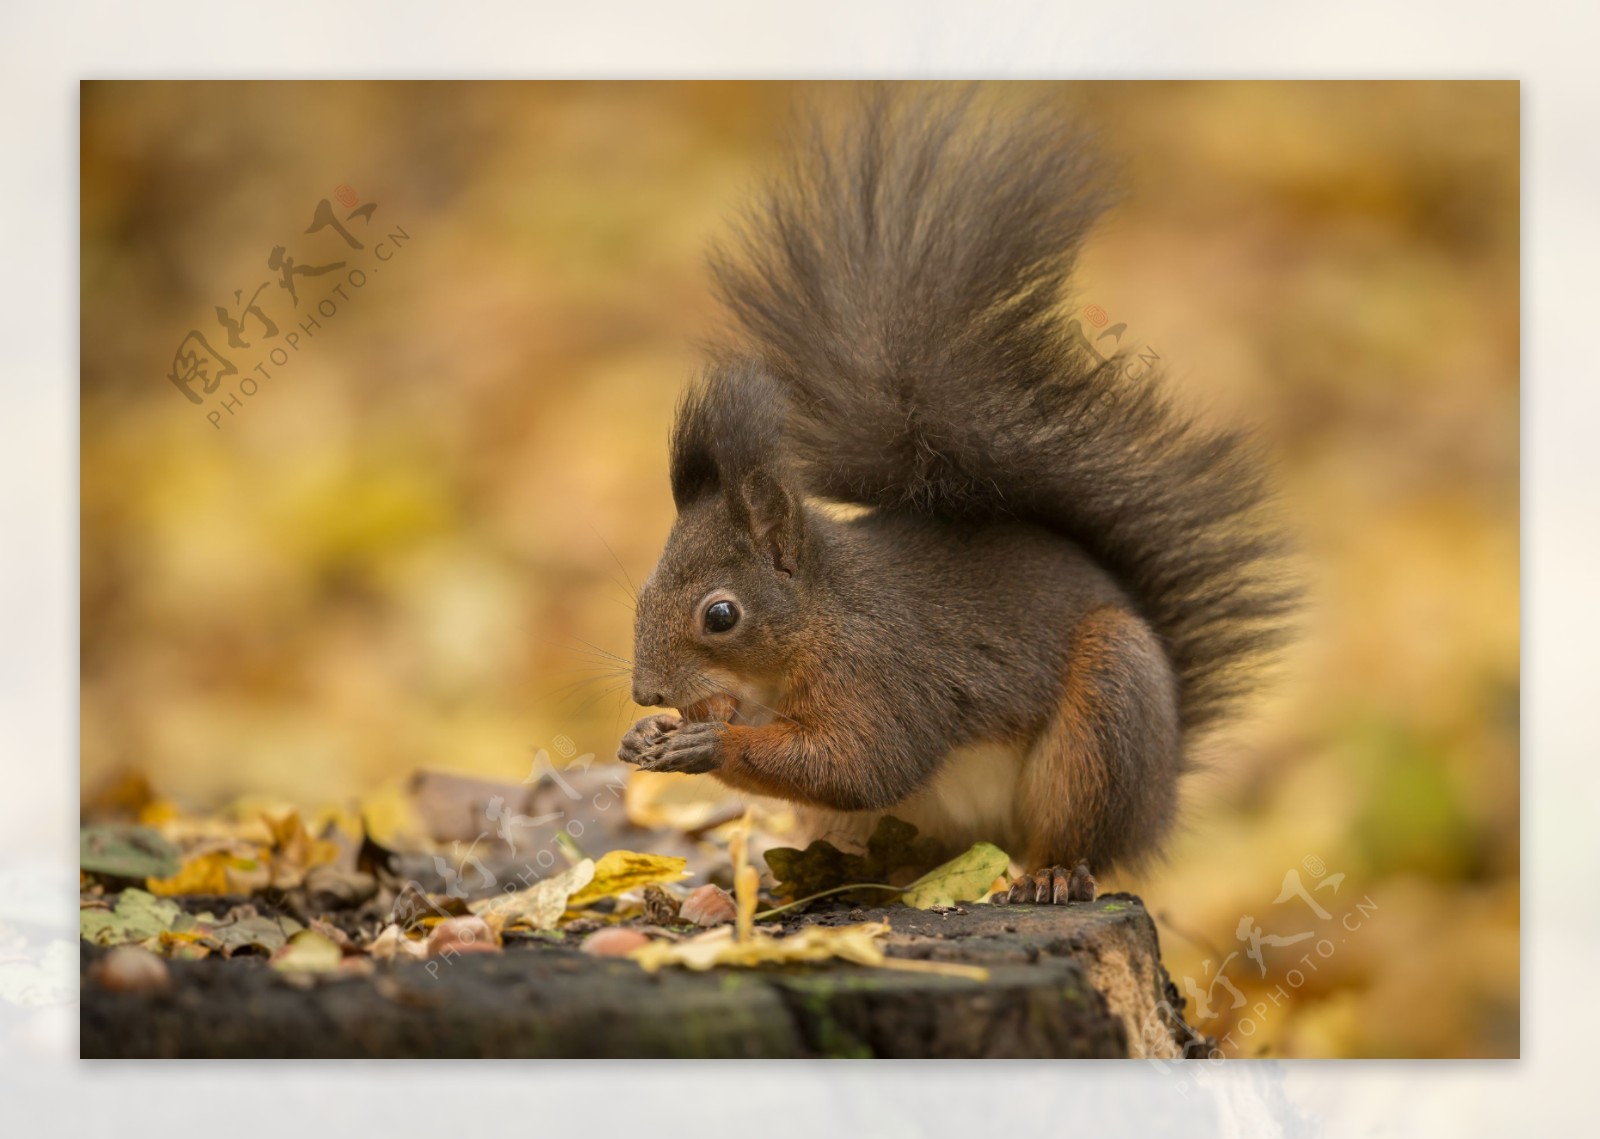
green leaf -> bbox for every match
[203,912,305,957]
[900,843,1010,909]
[80,826,181,880]
[79,889,187,946]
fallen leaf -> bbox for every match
[629,921,882,972]
[624,769,745,832]
[630,920,989,981]
[204,911,304,957]
[390,883,472,930]
[262,811,342,889]
[146,848,268,897]
[470,858,594,932]
[764,816,942,901]
[154,929,213,959]
[900,843,1011,909]
[357,780,429,851]
[302,864,378,910]
[566,851,689,909]
[369,924,429,961]
[79,825,181,880]
[79,889,187,946]
[270,929,344,974]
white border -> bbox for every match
[5,3,1589,1136]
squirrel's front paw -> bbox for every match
[635,719,727,775]
[618,713,682,766]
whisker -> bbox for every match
[563,635,634,668]
[571,681,628,719]
[592,527,640,602]
[535,636,635,674]
[538,672,629,705]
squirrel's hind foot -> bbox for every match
[993,861,1096,905]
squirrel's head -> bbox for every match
[630,362,809,722]
[630,467,809,722]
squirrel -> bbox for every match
[617,89,1297,904]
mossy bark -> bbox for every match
[81,894,1206,1058]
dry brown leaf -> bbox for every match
[469,859,594,932]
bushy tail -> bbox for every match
[709,86,1298,734]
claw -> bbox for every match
[991,861,1096,905]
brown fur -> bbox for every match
[621,88,1297,881]
[1020,606,1180,871]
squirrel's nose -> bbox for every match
[633,686,666,708]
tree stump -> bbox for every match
[80,894,1206,1058]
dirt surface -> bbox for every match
[81,893,1205,1058]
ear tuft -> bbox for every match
[738,468,800,576]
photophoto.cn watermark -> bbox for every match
[164,183,412,429]
[390,734,635,978]
[1142,853,1379,1073]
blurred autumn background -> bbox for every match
[79,81,1519,1058]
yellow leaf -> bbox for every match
[632,920,889,972]
[470,859,595,932]
[147,850,267,896]
[136,798,180,827]
[566,851,688,909]
[357,780,428,850]
[262,811,341,889]
[629,919,990,981]
[624,770,745,832]
[155,929,213,960]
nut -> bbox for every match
[679,883,737,927]
[580,928,652,957]
[93,945,171,994]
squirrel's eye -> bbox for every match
[703,600,740,634]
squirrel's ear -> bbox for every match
[737,468,800,576]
